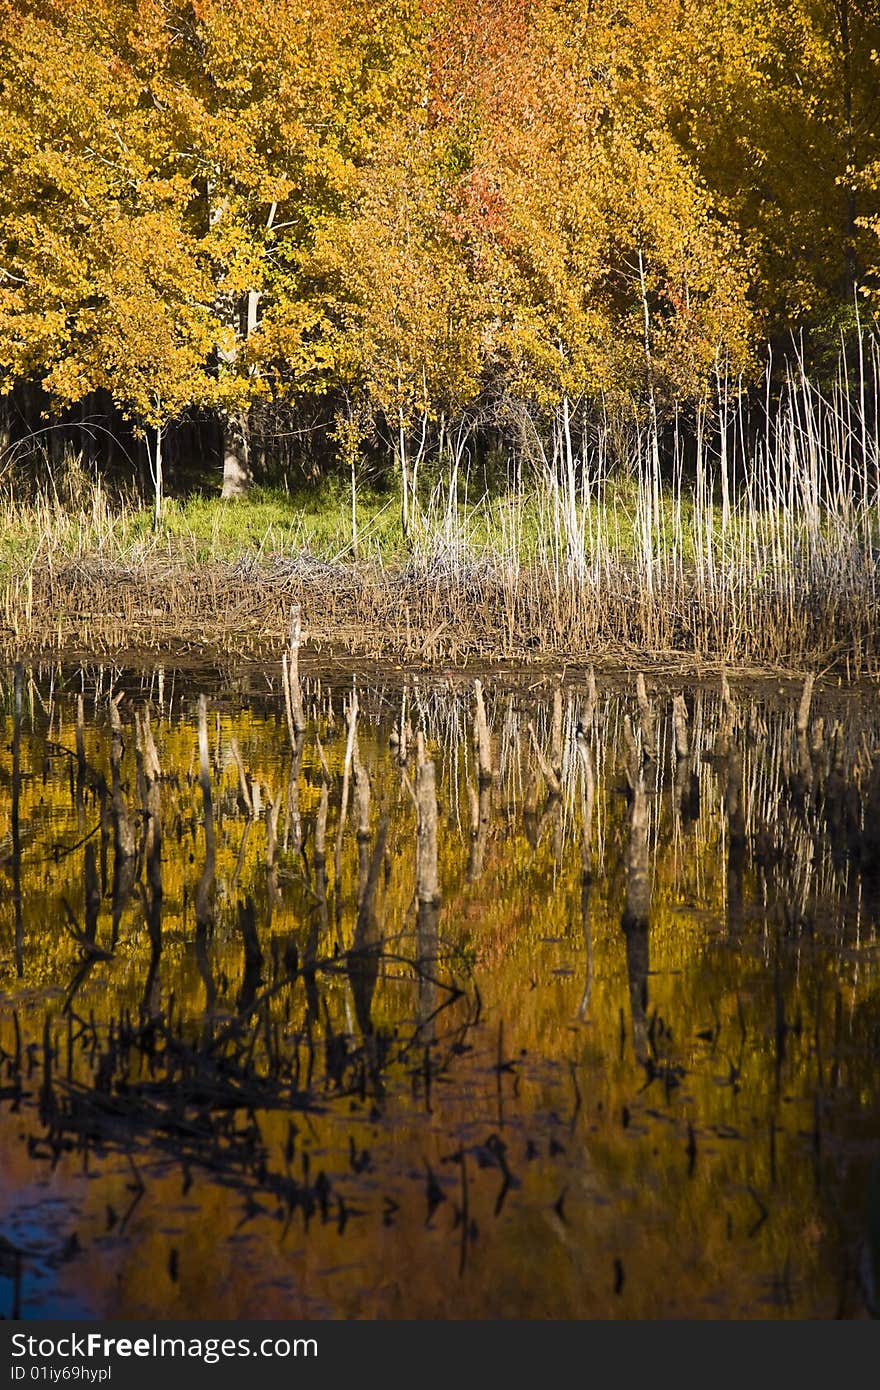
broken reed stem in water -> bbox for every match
[575,723,595,878]
[195,693,215,931]
[473,679,493,785]
[415,732,440,906]
[635,673,658,763]
[797,673,815,738]
[586,667,598,721]
[75,692,86,792]
[672,694,689,761]
[264,782,283,927]
[282,730,304,854]
[353,731,371,843]
[281,652,295,748]
[282,604,306,744]
[714,678,735,759]
[624,776,650,927]
[673,694,697,823]
[466,761,492,884]
[467,776,480,837]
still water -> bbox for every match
[0,663,879,1319]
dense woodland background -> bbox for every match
[1,0,879,511]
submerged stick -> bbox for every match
[349,815,389,1049]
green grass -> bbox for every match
[0,469,859,579]
[131,482,411,563]
[0,473,410,571]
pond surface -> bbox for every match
[0,662,879,1319]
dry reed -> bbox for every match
[2,343,879,674]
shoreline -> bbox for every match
[1,556,877,686]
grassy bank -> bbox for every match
[0,480,876,676]
[2,361,879,674]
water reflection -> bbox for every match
[0,663,879,1318]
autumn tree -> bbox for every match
[153,0,441,496]
[420,2,754,417]
[662,0,880,334]
[0,1,426,499]
[0,0,219,517]
[1,0,877,508]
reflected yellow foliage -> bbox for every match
[0,667,879,1318]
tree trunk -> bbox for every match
[221,408,252,498]
[151,424,163,528]
[398,406,409,538]
[0,394,11,462]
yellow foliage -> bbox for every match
[0,0,877,443]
